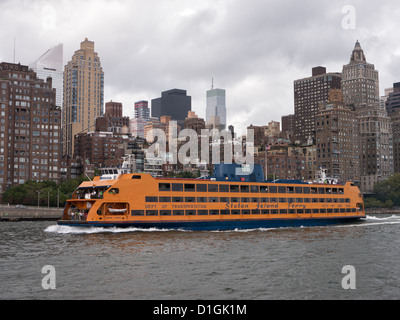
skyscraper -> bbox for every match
[342,41,380,110]
[151,89,191,127]
[294,66,342,144]
[130,100,150,139]
[0,62,62,193]
[206,87,226,130]
[62,38,104,156]
[29,44,63,107]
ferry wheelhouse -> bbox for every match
[58,164,365,230]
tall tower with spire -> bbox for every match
[342,40,380,110]
[206,80,226,130]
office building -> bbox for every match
[342,41,380,110]
[0,62,62,193]
[151,89,191,127]
[29,44,63,107]
[294,66,341,144]
[62,38,104,157]
[385,82,400,115]
[206,88,226,130]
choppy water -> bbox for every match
[1,215,400,300]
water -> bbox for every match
[1,215,400,300]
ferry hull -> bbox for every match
[57,216,365,231]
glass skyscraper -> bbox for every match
[206,88,226,130]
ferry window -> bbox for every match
[219,185,229,192]
[185,210,196,216]
[297,209,304,214]
[304,198,311,203]
[252,209,261,215]
[313,209,319,214]
[327,198,332,203]
[296,198,304,203]
[251,185,260,193]
[280,209,287,214]
[197,197,208,203]
[271,209,279,214]
[131,210,144,216]
[261,198,269,203]
[251,198,259,203]
[230,185,239,192]
[241,197,250,203]
[172,197,183,202]
[332,188,338,194]
[232,210,240,215]
[173,210,184,216]
[172,183,183,192]
[242,209,250,215]
[279,198,287,203]
[240,185,249,193]
[334,209,340,213]
[345,198,350,203]
[327,209,333,213]
[289,209,295,214]
[312,198,318,203]
[160,210,171,216]
[287,186,294,193]
[318,188,325,194]
[198,210,208,216]
[185,197,196,202]
[346,209,351,213]
[260,186,268,193]
[145,196,158,202]
[311,187,317,194]
[340,209,346,213]
[208,197,219,203]
[326,188,332,194]
[319,198,325,203]
[209,210,219,215]
[159,183,171,191]
[320,209,326,213]
[339,188,344,194]
[220,197,229,202]
[184,184,196,192]
[351,208,356,213]
[196,184,207,192]
[339,198,345,203]
[146,210,158,216]
[271,198,278,203]
[221,210,230,215]
[261,209,270,214]
[303,187,310,194]
[159,197,171,202]
[295,187,303,193]
[208,184,218,192]
[305,209,311,214]
[109,188,119,195]
[231,197,240,203]
[333,198,338,203]
[269,186,277,193]
[131,175,141,180]
[278,186,286,193]
[288,198,295,204]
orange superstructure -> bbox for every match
[58,165,365,230]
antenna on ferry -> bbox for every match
[85,172,92,182]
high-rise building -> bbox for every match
[294,66,341,144]
[206,87,226,130]
[385,82,400,115]
[0,62,62,193]
[316,89,360,184]
[134,100,150,120]
[29,44,63,107]
[62,38,104,157]
[130,100,150,139]
[103,101,130,133]
[151,89,191,127]
[342,41,380,110]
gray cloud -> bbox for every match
[1,0,399,132]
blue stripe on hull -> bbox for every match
[58,217,364,231]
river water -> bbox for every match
[1,215,400,300]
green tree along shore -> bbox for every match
[1,176,89,207]
[2,173,400,209]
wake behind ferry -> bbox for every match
[58,163,365,231]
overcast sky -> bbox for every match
[1,0,399,133]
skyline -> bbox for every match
[1,0,400,132]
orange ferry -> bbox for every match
[58,164,365,230]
